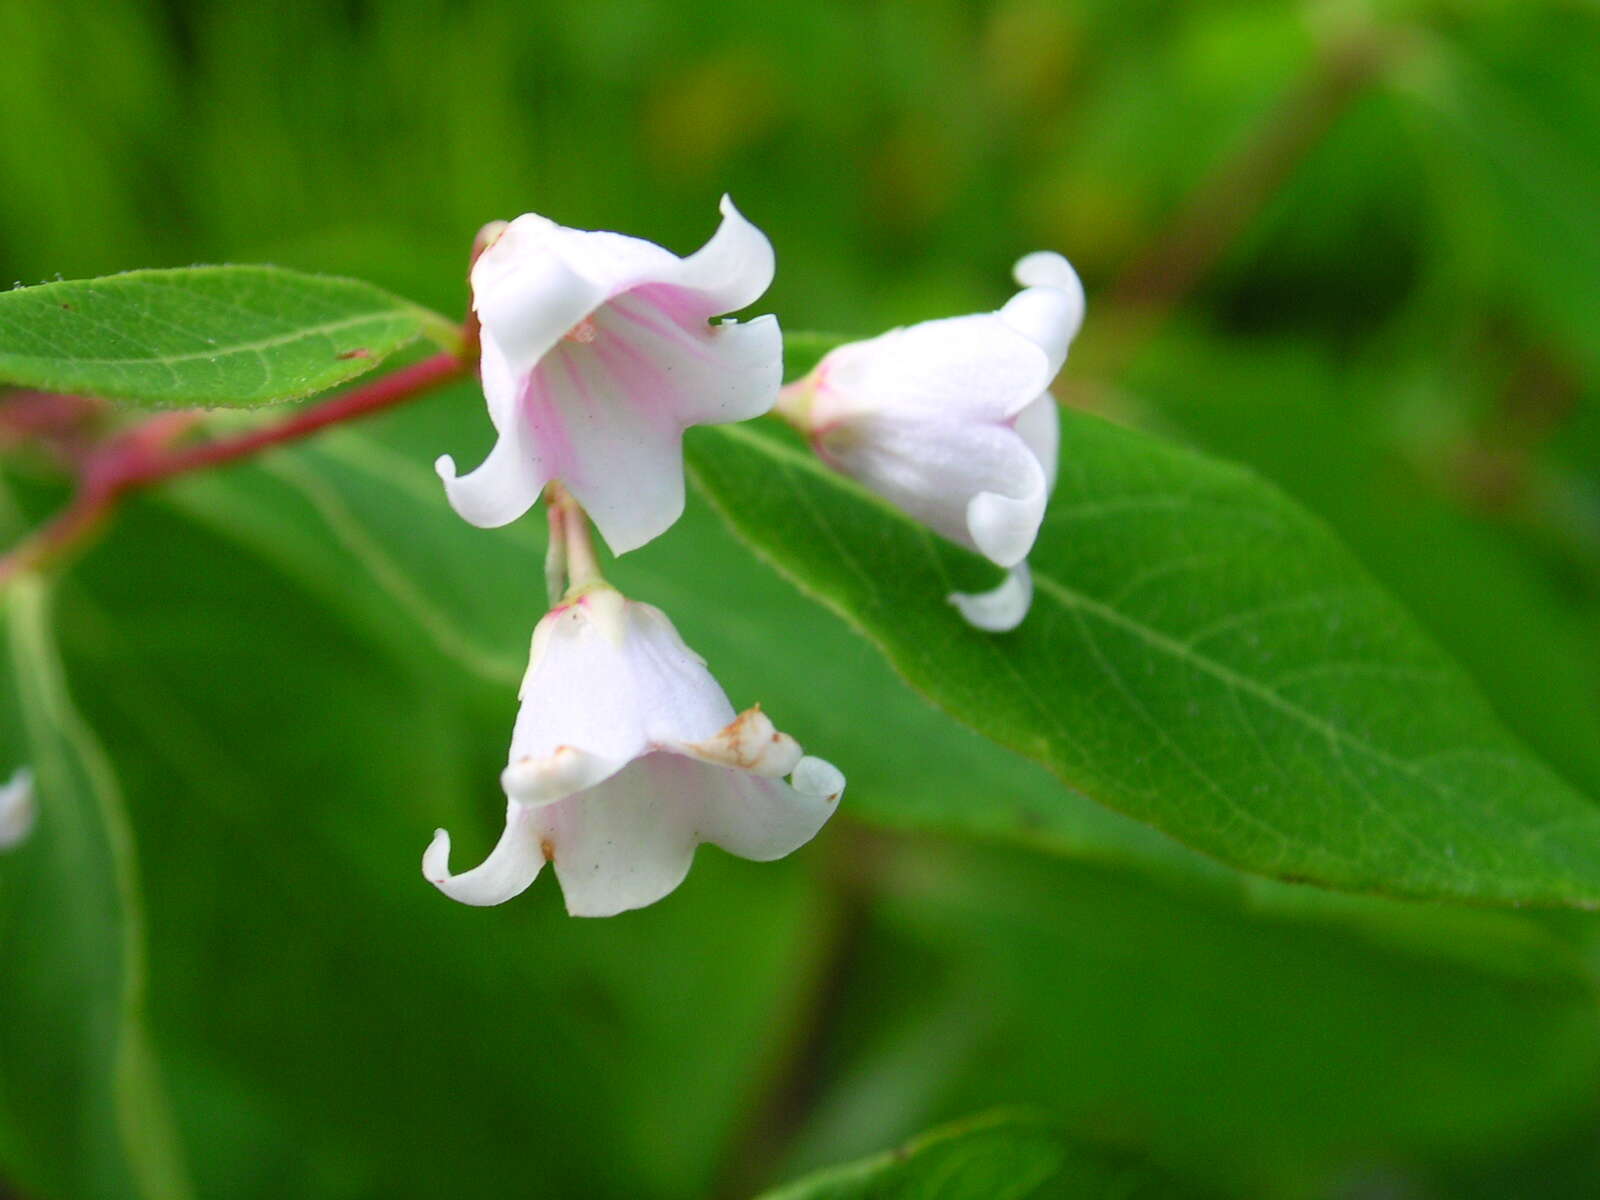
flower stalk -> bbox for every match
[772,379,813,431]
[543,480,606,602]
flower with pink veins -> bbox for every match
[423,585,844,917]
[779,251,1085,632]
[437,196,782,554]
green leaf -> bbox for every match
[685,414,1600,907]
[757,1110,1190,1200]
[1121,332,1600,802]
[787,837,1600,1197]
[0,574,191,1200]
[0,266,454,408]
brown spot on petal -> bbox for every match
[562,317,598,344]
[688,706,800,775]
[715,710,767,767]
[540,838,556,862]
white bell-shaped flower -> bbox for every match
[0,766,35,851]
[423,586,843,917]
[437,196,782,555]
[787,252,1084,632]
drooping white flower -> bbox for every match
[423,586,843,917]
[0,766,36,851]
[783,252,1084,632]
[437,196,782,555]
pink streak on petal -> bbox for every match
[558,346,597,418]
[591,324,684,427]
[605,293,723,367]
[523,363,577,482]
[629,282,716,329]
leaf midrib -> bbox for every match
[0,309,409,369]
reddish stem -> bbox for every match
[0,351,469,587]
[136,352,466,485]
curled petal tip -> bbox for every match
[949,562,1034,633]
[791,755,846,803]
[717,194,758,229]
[1013,250,1084,296]
[423,805,546,907]
[677,193,774,314]
[434,436,545,529]
[1008,252,1086,355]
[966,470,1048,567]
[999,288,1082,379]
[421,828,453,880]
[473,220,511,260]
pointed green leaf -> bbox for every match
[1121,333,1600,804]
[0,266,454,408]
[0,575,190,1200]
[685,414,1600,907]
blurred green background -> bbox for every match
[3,0,1600,1197]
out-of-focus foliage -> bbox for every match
[0,578,189,1200]
[3,1,1600,1198]
[778,835,1600,1197]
